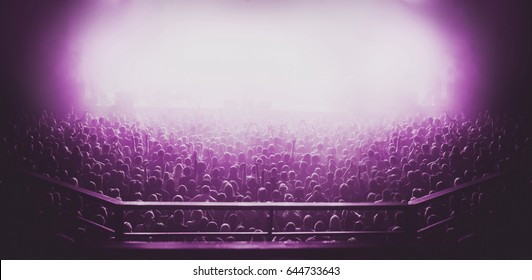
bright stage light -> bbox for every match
[80,1,450,113]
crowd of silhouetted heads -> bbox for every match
[2,110,529,243]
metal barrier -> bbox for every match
[22,170,509,243]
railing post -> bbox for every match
[268,209,274,241]
[114,205,125,242]
[406,205,418,243]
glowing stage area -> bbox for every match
[78,0,454,114]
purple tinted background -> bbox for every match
[1,0,531,117]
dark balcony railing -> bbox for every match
[21,170,510,243]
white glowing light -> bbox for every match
[80,1,448,112]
